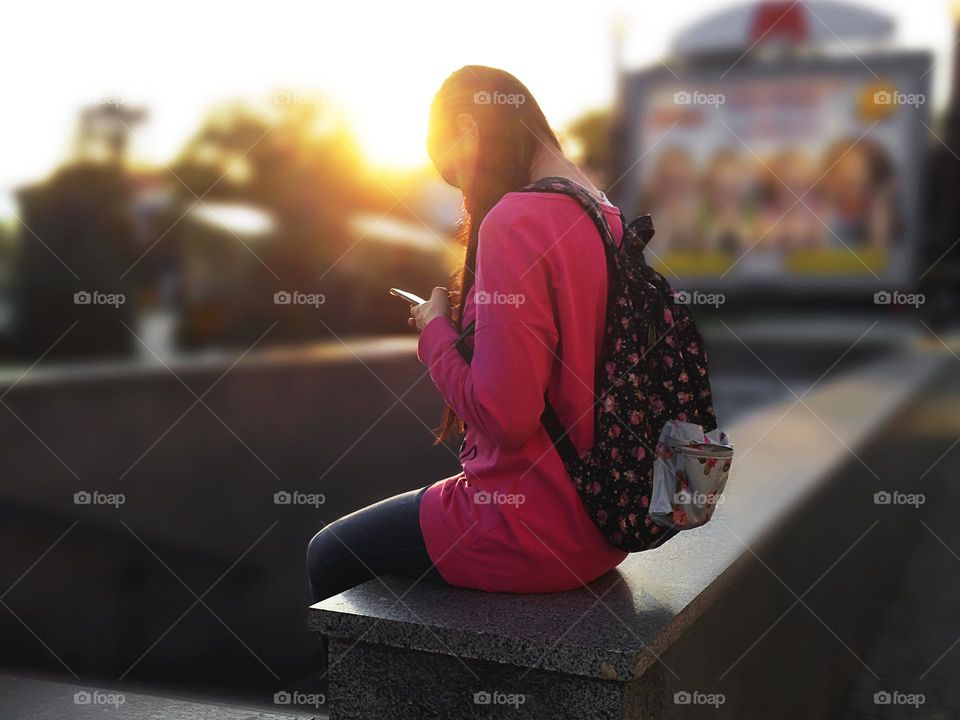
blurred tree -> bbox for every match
[172,99,363,261]
[167,98,368,345]
[166,96,451,348]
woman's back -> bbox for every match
[416,190,629,592]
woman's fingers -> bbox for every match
[409,300,426,330]
[407,289,448,332]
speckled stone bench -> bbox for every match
[309,348,947,719]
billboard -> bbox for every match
[617,53,931,292]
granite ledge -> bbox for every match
[309,348,946,683]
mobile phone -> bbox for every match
[389,288,427,305]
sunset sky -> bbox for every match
[0,0,956,204]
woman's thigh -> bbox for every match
[306,486,443,603]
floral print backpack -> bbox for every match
[517,177,730,552]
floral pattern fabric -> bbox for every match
[517,177,720,552]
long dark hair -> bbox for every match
[428,66,561,442]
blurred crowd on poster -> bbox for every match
[623,50,929,287]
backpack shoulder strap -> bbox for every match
[541,401,580,464]
[516,177,621,465]
[517,176,621,249]
[456,177,643,466]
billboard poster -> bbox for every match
[621,55,931,291]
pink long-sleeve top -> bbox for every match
[416,190,629,592]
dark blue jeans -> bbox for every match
[306,486,445,605]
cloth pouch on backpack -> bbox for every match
[649,420,733,530]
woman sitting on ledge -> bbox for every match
[307,65,628,604]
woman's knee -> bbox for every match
[306,523,342,577]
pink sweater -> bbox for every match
[416,190,629,592]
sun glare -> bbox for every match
[342,87,434,171]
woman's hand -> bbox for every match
[409,287,451,331]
